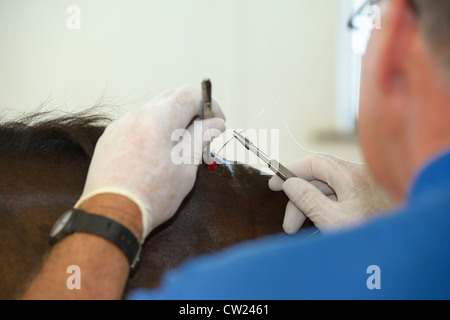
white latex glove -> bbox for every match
[268,153,394,234]
[75,86,226,242]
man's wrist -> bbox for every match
[75,193,143,243]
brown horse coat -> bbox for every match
[0,111,314,299]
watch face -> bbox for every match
[50,210,74,238]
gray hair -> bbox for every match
[412,0,450,76]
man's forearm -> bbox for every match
[23,194,142,300]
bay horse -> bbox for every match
[0,110,315,299]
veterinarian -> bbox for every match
[24,0,450,299]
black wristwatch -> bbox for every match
[49,208,142,275]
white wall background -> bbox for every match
[0,0,364,166]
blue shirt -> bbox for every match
[128,151,450,300]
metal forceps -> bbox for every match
[233,131,297,181]
[202,79,214,164]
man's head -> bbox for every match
[358,0,450,202]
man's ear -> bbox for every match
[375,0,417,94]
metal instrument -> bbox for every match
[233,131,297,181]
[202,79,214,164]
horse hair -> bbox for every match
[0,109,111,162]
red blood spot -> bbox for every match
[207,161,217,172]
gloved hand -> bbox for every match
[268,153,394,234]
[75,86,226,242]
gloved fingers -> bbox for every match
[194,118,226,164]
[309,180,336,197]
[327,193,338,202]
[290,153,347,181]
[282,177,335,222]
[172,118,226,165]
[210,97,226,123]
[268,174,284,191]
[299,153,366,195]
[200,118,226,149]
[267,154,320,186]
[270,153,361,196]
[282,201,307,234]
[268,153,337,191]
[269,176,335,198]
[147,86,226,130]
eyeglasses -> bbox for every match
[348,0,381,30]
[347,0,418,56]
[347,0,382,56]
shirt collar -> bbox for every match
[408,149,450,203]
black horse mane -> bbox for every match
[0,109,110,162]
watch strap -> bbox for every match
[58,209,141,273]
